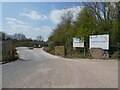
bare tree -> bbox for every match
[13,33,26,40]
[83,2,118,32]
[36,35,44,41]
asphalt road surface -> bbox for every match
[2,47,118,88]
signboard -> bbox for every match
[89,34,109,50]
[73,38,84,47]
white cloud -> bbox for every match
[21,10,48,20]
[5,17,53,41]
[20,6,83,23]
[6,18,28,25]
[50,6,83,24]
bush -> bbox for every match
[65,47,89,58]
[111,51,120,59]
[43,47,55,55]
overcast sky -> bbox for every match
[2,2,83,41]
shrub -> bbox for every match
[43,47,55,55]
[111,51,120,59]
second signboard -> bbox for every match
[73,38,84,47]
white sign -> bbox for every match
[89,34,109,50]
[73,38,84,47]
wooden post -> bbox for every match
[84,46,86,56]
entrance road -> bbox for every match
[2,47,118,88]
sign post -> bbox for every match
[84,44,85,56]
